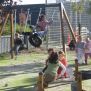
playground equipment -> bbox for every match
[0,1,44,57]
[22,26,42,47]
[37,3,77,91]
[45,2,76,52]
[0,2,77,56]
[0,0,18,58]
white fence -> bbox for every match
[0,36,11,54]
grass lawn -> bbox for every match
[0,74,37,91]
[0,51,91,91]
[0,52,47,66]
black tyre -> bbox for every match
[29,33,42,47]
[81,70,91,80]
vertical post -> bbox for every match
[75,59,78,81]
[14,9,17,34]
[37,72,44,91]
[10,10,14,59]
[45,0,47,4]
[77,11,81,36]
[77,72,82,91]
[59,3,66,53]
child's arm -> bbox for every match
[46,19,53,25]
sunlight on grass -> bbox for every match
[0,52,47,66]
[0,51,91,91]
[0,73,37,91]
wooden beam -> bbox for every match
[75,59,78,81]
[59,3,66,53]
[62,3,76,43]
[0,13,9,36]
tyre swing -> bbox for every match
[29,32,42,47]
[28,8,43,47]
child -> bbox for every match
[11,33,22,55]
[37,14,52,38]
[84,37,91,64]
[43,52,59,87]
[57,51,68,78]
[75,36,85,64]
[42,48,54,73]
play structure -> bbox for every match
[0,1,91,91]
[0,0,45,58]
[0,1,76,57]
[36,3,91,91]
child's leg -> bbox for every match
[77,52,82,64]
[81,51,85,64]
[58,63,66,78]
[85,53,88,64]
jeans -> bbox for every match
[37,30,48,38]
[10,45,20,55]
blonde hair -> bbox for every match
[58,51,65,56]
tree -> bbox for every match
[71,0,85,35]
[88,1,91,14]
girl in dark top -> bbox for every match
[42,48,54,73]
[43,52,59,88]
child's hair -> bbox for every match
[47,48,54,53]
[39,14,45,21]
[48,52,58,64]
[15,33,19,37]
[58,51,65,56]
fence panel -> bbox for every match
[0,36,11,54]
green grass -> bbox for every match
[0,73,37,91]
[0,52,47,66]
[0,51,91,91]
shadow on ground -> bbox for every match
[0,77,37,91]
[1,85,36,91]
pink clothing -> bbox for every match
[37,20,51,31]
[57,58,68,78]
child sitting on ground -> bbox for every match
[57,51,68,78]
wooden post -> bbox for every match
[0,13,9,36]
[59,3,66,53]
[75,59,79,81]
[77,72,82,91]
[37,72,44,91]
[10,11,14,59]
